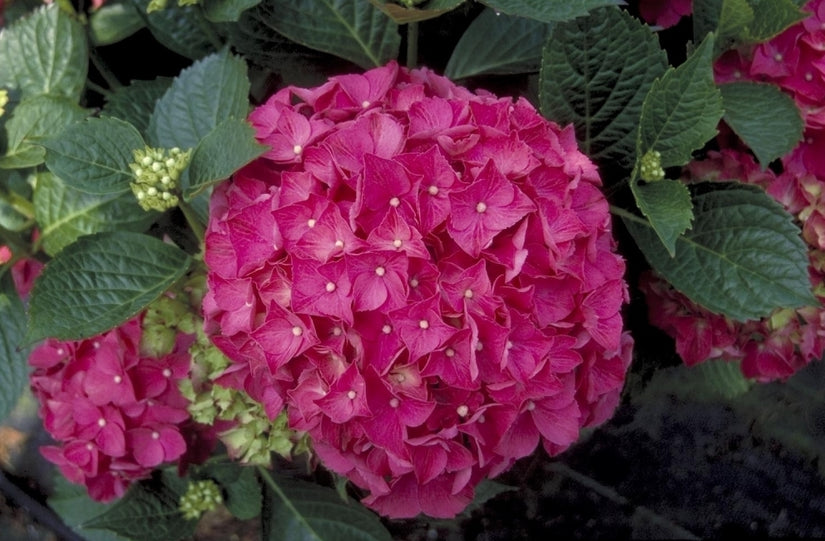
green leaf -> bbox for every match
[539,6,667,171]
[183,118,268,200]
[695,359,753,399]
[632,179,694,256]
[34,172,156,256]
[744,0,806,43]
[205,463,262,520]
[261,470,392,541]
[476,0,622,22]
[27,231,191,342]
[693,0,753,52]
[103,77,174,137]
[720,82,803,167]
[264,0,401,69]
[368,0,464,24]
[89,0,146,46]
[43,117,145,195]
[83,473,195,541]
[624,185,816,321]
[148,48,251,150]
[131,0,217,60]
[202,0,262,22]
[637,33,723,169]
[445,8,552,79]
[49,475,130,541]
[461,480,518,516]
[0,170,34,232]
[0,95,88,169]
[0,4,88,100]
[0,272,31,422]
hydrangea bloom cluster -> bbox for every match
[642,147,825,381]
[29,315,203,502]
[641,0,825,381]
[203,61,633,517]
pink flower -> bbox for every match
[29,315,210,502]
[638,0,693,29]
[204,61,633,518]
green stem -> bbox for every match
[85,79,113,98]
[179,200,205,246]
[609,204,644,224]
[406,21,419,69]
[89,48,122,91]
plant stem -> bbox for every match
[406,21,419,69]
[85,79,113,98]
[609,204,644,224]
[89,47,122,91]
[179,200,205,246]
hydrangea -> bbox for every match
[637,0,693,29]
[203,61,633,518]
[642,0,825,381]
[29,315,208,501]
[642,147,825,381]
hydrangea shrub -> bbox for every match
[203,61,633,516]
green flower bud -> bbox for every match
[129,146,191,212]
[179,479,223,520]
[639,150,665,182]
[0,90,8,118]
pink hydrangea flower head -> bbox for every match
[29,316,209,502]
[203,61,633,518]
[642,146,825,381]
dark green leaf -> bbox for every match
[261,470,392,541]
[183,118,268,200]
[89,0,146,46]
[49,475,130,541]
[34,172,156,256]
[0,272,31,422]
[461,480,518,516]
[624,185,816,321]
[83,473,195,541]
[103,77,174,137]
[477,0,621,22]
[539,6,667,171]
[0,170,34,232]
[147,48,251,150]
[637,33,723,169]
[0,4,88,100]
[205,463,262,520]
[131,0,217,60]
[27,231,191,342]
[42,117,145,195]
[695,359,753,399]
[631,179,694,256]
[369,0,464,24]
[202,0,262,22]
[720,82,803,167]
[693,0,753,52]
[745,0,806,43]
[0,95,88,169]
[264,0,401,69]
[446,8,552,79]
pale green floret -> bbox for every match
[147,0,199,11]
[0,90,9,118]
[129,146,191,212]
[639,150,665,182]
[179,479,223,521]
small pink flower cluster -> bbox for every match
[29,317,197,501]
[637,0,693,29]
[642,0,825,381]
[642,147,825,380]
[203,61,633,517]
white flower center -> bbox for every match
[463,288,474,299]
[292,326,303,337]
[334,239,344,248]
[113,375,122,384]
[389,398,400,408]
[163,368,172,378]
[382,324,392,334]
[445,347,455,358]
[347,390,357,400]
[97,418,106,427]
[362,100,371,108]
[293,144,303,155]
[774,53,783,62]
[332,326,343,336]
[428,185,439,196]
[419,319,429,330]
[307,218,316,228]
[375,266,386,277]
[389,197,400,207]
[476,341,483,352]
[392,239,403,248]
[457,405,469,417]
[325,281,336,293]
[152,431,160,440]
[476,202,487,213]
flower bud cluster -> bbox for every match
[179,479,223,520]
[129,146,190,212]
[0,89,8,118]
[639,150,665,182]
